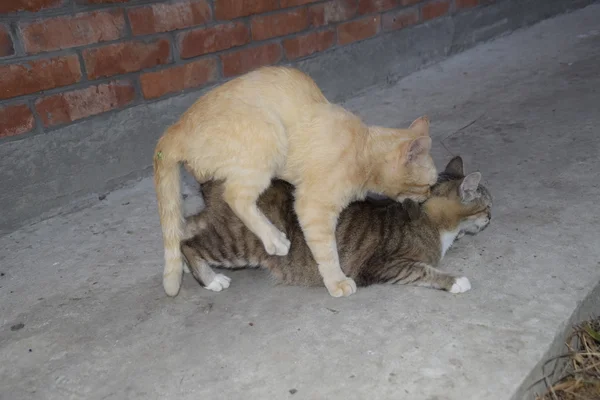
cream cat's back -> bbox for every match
[181,66,328,131]
[171,67,329,180]
[281,103,370,185]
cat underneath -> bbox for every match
[181,156,492,294]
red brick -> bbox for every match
[422,0,450,21]
[455,0,478,9]
[128,0,211,36]
[382,7,419,32]
[76,0,129,4]
[251,8,308,41]
[220,43,282,78]
[140,59,218,99]
[0,25,14,57]
[283,29,335,60]
[281,0,320,7]
[35,81,135,127]
[83,39,170,80]
[0,55,82,100]
[337,15,380,45]
[358,0,396,15]
[0,104,35,138]
[0,0,63,13]
[309,0,358,27]
[214,0,279,20]
[178,22,249,59]
[400,0,422,5]
[20,10,126,54]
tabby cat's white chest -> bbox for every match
[440,229,460,258]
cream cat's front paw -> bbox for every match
[449,277,471,294]
[204,274,231,292]
[325,277,357,297]
[263,228,291,256]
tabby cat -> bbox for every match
[154,65,437,298]
[181,156,492,293]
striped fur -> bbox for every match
[181,156,492,293]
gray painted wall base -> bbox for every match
[0,0,596,234]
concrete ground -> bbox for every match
[1,4,600,400]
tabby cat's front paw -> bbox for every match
[449,276,471,294]
[325,277,357,298]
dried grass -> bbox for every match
[535,316,600,400]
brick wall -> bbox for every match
[0,0,487,139]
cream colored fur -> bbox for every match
[153,66,437,298]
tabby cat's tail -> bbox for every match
[154,130,184,296]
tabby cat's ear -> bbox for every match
[409,116,430,136]
[405,136,432,164]
[444,156,464,176]
[459,172,482,202]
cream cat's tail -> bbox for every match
[153,130,184,296]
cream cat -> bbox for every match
[154,66,437,298]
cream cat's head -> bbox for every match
[428,156,493,237]
[370,116,438,202]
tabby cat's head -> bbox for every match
[427,156,493,236]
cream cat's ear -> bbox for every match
[459,172,481,202]
[404,136,432,164]
[409,116,430,136]
[444,156,464,176]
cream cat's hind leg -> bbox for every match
[223,177,291,256]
